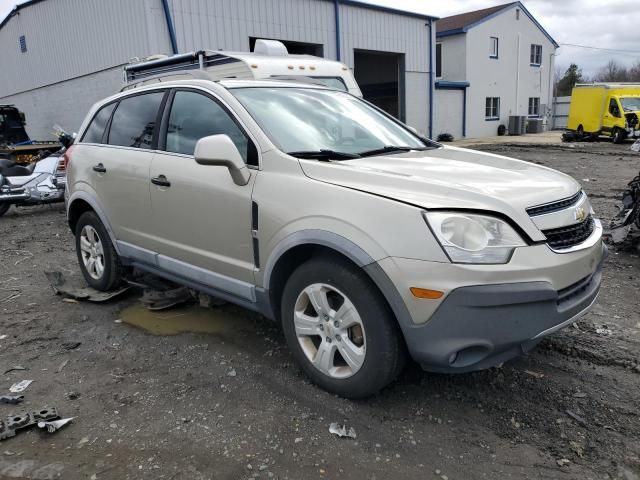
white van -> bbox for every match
[123,39,362,96]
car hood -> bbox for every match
[299,145,582,241]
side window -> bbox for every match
[108,92,164,149]
[609,98,621,117]
[165,90,253,164]
[81,103,116,144]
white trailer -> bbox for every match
[123,39,362,96]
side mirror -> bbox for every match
[194,134,251,186]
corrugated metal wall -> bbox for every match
[0,0,433,137]
[167,0,337,59]
[0,0,170,98]
[338,3,428,72]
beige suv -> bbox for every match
[65,76,606,398]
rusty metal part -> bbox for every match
[0,407,59,441]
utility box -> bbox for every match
[508,115,526,135]
[526,118,544,133]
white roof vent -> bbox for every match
[254,39,289,56]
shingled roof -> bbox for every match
[436,3,515,33]
[435,1,558,48]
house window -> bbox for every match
[528,97,540,117]
[485,97,500,120]
[490,37,498,58]
[530,44,542,65]
[435,43,442,78]
[18,35,27,53]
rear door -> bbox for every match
[147,88,258,285]
[92,90,167,248]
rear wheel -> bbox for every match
[281,255,405,398]
[75,211,123,291]
[0,203,10,217]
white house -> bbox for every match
[434,2,558,139]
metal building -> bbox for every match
[0,0,436,140]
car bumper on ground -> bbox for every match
[377,240,607,373]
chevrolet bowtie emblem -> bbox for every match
[574,207,587,222]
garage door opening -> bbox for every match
[354,50,404,120]
[249,37,323,56]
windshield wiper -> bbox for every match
[357,145,430,157]
[287,149,361,161]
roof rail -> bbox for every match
[120,69,212,91]
[123,50,243,83]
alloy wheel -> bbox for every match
[293,283,366,379]
[79,225,105,280]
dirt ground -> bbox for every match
[0,140,639,480]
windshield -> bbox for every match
[230,87,428,155]
[620,97,640,112]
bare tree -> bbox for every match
[594,59,629,82]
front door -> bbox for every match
[147,89,258,286]
[603,97,623,133]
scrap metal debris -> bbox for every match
[3,366,26,375]
[0,407,59,441]
[9,380,32,393]
[38,417,74,434]
[565,409,588,427]
[329,423,357,439]
[139,285,193,310]
[608,170,640,246]
[0,396,24,405]
[127,273,194,310]
[45,271,130,302]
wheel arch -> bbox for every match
[67,191,120,255]
[262,230,414,334]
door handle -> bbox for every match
[151,175,171,187]
[92,163,106,173]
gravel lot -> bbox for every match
[0,140,639,480]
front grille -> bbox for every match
[526,191,583,217]
[542,216,595,250]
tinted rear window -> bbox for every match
[108,92,164,149]
[81,103,116,144]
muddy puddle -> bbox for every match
[119,303,260,336]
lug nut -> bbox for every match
[326,337,332,343]
[335,335,341,342]
[319,324,324,331]
[333,321,339,328]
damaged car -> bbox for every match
[65,64,606,398]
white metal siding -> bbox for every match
[167,0,337,59]
[0,0,171,98]
[338,3,428,72]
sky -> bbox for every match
[1,0,639,78]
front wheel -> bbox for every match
[75,211,123,291]
[613,127,626,144]
[0,203,10,217]
[281,256,405,398]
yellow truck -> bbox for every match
[567,83,640,143]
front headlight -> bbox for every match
[424,212,526,264]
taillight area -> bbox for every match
[61,145,75,171]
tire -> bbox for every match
[281,255,405,398]
[75,211,123,291]
[577,125,584,137]
[0,203,10,217]
[613,128,626,144]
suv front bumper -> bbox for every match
[375,240,607,373]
